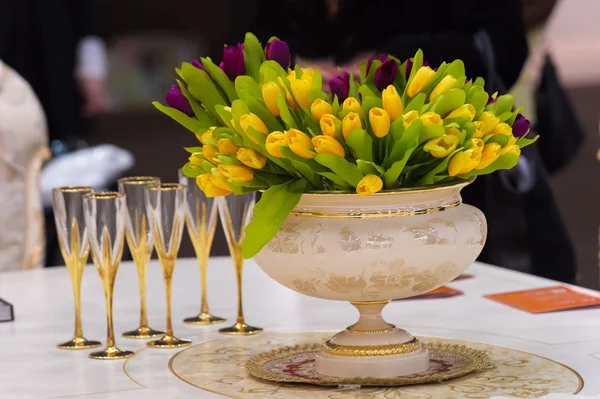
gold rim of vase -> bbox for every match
[289,200,460,218]
[322,338,423,357]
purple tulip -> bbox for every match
[487,96,497,105]
[191,60,205,71]
[512,114,531,137]
[366,54,388,75]
[329,71,350,102]
[266,39,291,68]
[165,85,194,117]
[374,59,399,91]
[406,59,430,76]
[221,43,245,80]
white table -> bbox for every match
[2,258,600,398]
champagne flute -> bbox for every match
[145,183,191,348]
[83,192,134,360]
[179,171,225,325]
[119,176,164,339]
[52,186,101,350]
[218,193,263,335]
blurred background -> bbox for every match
[0,0,598,287]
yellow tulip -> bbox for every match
[196,126,216,144]
[320,114,341,137]
[285,128,314,159]
[507,135,517,147]
[472,122,485,139]
[476,112,500,136]
[217,138,240,155]
[493,122,513,136]
[402,110,419,128]
[342,112,362,139]
[262,82,282,116]
[382,85,403,121]
[369,107,391,138]
[407,66,436,97]
[188,153,203,169]
[300,68,314,81]
[197,174,231,197]
[469,138,485,153]
[240,113,269,143]
[420,112,443,126]
[210,173,232,192]
[423,134,460,158]
[217,164,254,184]
[312,135,345,157]
[429,75,457,100]
[445,126,462,139]
[448,149,482,176]
[475,143,502,170]
[342,97,363,115]
[290,78,310,108]
[356,175,383,196]
[446,104,476,121]
[501,144,521,156]
[311,98,333,120]
[266,131,286,158]
[201,145,219,164]
[236,148,267,169]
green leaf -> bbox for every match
[462,122,476,142]
[357,160,384,176]
[235,76,263,101]
[507,107,524,126]
[366,60,383,84]
[416,147,463,186]
[215,105,233,129]
[389,117,406,142]
[176,80,215,128]
[486,134,510,147]
[308,69,323,105]
[467,91,489,112]
[461,154,519,178]
[345,129,374,162]
[314,154,364,187]
[432,89,466,117]
[182,162,203,177]
[317,172,351,189]
[153,102,209,134]
[419,124,445,144]
[517,135,539,149]
[444,60,465,80]
[473,77,485,87]
[290,159,322,190]
[360,60,367,85]
[276,93,297,129]
[241,179,307,258]
[245,126,267,145]
[385,119,422,168]
[361,95,382,116]
[184,146,204,153]
[243,32,264,80]
[180,62,227,120]
[383,148,416,188]
[359,85,378,100]
[349,73,359,98]
[404,93,426,113]
[486,94,514,115]
[200,57,238,103]
[215,154,242,165]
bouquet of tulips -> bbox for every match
[155,32,538,258]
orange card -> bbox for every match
[396,286,463,301]
[485,285,600,313]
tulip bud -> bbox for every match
[290,78,310,108]
[407,66,436,97]
[405,59,430,77]
[448,149,482,176]
[312,135,345,157]
[221,43,245,81]
[240,113,269,143]
[329,71,350,102]
[374,59,399,91]
[366,55,387,75]
[446,104,476,121]
[285,129,314,159]
[475,143,502,170]
[342,112,362,139]
[266,131,286,158]
[445,127,462,139]
[493,122,513,136]
[402,110,419,128]
[474,112,500,138]
[311,98,333,120]
[420,112,443,126]
[342,97,362,115]
[237,148,267,169]
[262,82,282,116]
[320,114,341,137]
[424,134,460,158]
[369,107,391,138]
[430,75,458,100]
[217,138,241,155]
[218,163,254,184]
[196,127,217,145]
[501,144,521,156]
[382,85,403,121]
[197,173,231,197]
[201,145,219,164]
[356,175,383,196]
[189,153,203,169]
[469,138,485,154]
[512,114,531,137]
[265,38,291,69]
[191,60,206,71]
[165,85,194,116]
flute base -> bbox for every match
[184,312,226,325]
[219,322,263,336]
[89,346,134,360]
[147,334,192,348]
[57,336,102,350]
[122,326,164,339]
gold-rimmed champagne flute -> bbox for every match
[52,186,101,350]
[179,171,225,325]
[218,193,263,335]
[83,192,134,360]
[145,183,191,348]
[119,176,164,339]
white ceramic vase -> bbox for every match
[254,180,487,378]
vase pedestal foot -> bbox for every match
[314,300,430,378]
